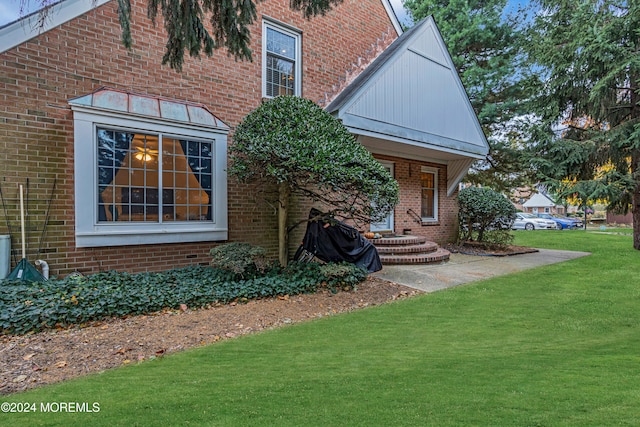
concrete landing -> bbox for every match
[373,248,591,293]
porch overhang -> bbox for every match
[356,134,479,197]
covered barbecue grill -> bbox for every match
[295,209,382,273]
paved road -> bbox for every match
[373,249,591,293]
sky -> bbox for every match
[0,0,31,25]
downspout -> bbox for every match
[35,259,49,280]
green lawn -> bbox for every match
[2,231,640,426]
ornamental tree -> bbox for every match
[229,96,399,266]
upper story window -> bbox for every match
[69,88,229,248]
[263,20,301,97]
[421,167,439,222]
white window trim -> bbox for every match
[72,106,228,248]
[262,19,302,98]
[421,166,439,222]
[370,161,394,232]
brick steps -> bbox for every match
[375,242,439,254]
[379,247,451,264]
[368,235,450,265]
[371,235,428,246]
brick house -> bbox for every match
[522,193,565,215]
[0,0,488,278]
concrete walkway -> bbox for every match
[373,248,591,293]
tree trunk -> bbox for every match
[278,182,291,267]
[634,188,640,250]
[632,151,640,250]
[631,71,640,250]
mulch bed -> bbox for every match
[0,276,422,395]
[443,241,539,257]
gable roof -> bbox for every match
[0,0,402,54]
[326,16,489,188]
[523,193,559,208]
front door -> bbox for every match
[370,162,394,233]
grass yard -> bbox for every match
[2,231,640,426]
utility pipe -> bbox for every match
[35,259,49,280]
[19,184,25,259]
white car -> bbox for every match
[512,213,557,230]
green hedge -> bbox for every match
[0,262,367,335]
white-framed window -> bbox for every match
[421,167,438,222]
[262,20,301,97]
[71,105,228,248]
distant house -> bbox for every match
[0,0,488,277]
[522,193,565,215]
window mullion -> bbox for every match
[158,134,163,224]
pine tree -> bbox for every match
[525,0,640,248]
[114,0,343,71]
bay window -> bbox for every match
[70,88,228,247]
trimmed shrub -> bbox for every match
[458,186,516,244]
[209,242,271,278]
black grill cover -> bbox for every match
[299,209,382,273]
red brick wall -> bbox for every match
[374,155,459,244]
[0,0,398,276]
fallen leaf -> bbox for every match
[13,375,27,383]
[23,353,36,361]
[55,361,67,368]
[122,359,131,365]
[179,303,188,311]
[155,349,166,356]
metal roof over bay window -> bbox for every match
[68,87,229,130]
